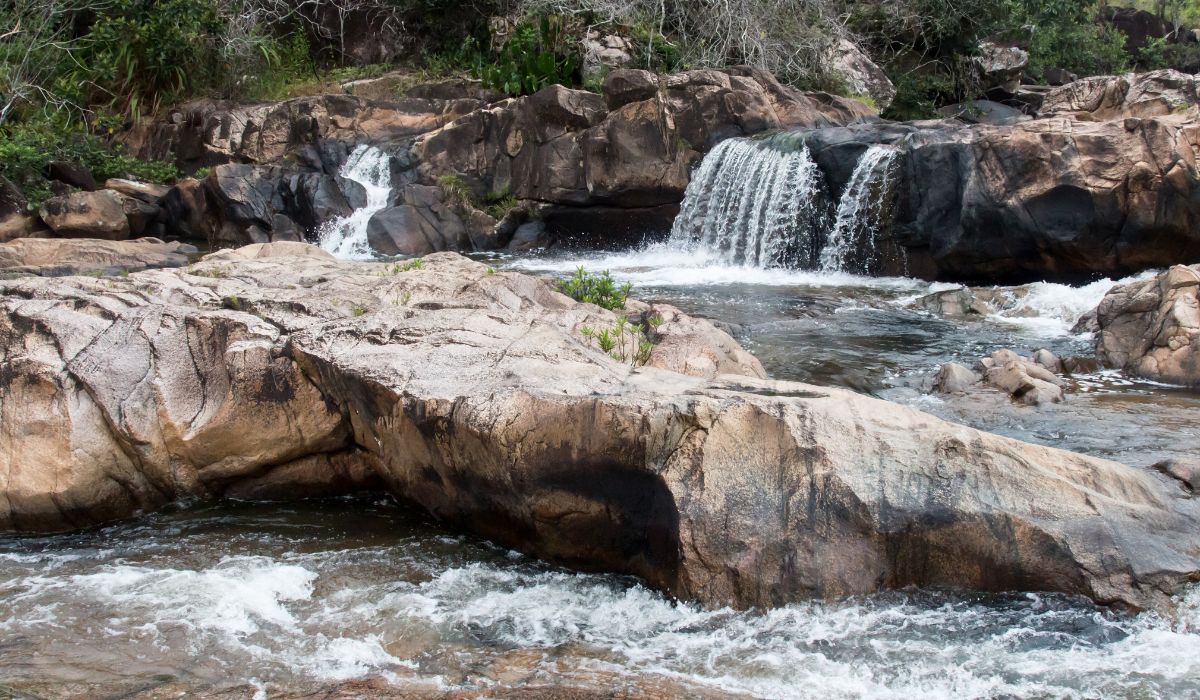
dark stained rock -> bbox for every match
[45,161,99,191]
[367,184,499,256]
[602,69,659,110]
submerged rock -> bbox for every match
[1,246,1198,613]
[1096,264,1200,385]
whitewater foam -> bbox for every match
[319,144,393,260]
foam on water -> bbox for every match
[2,503,1199,698]
[984,271,1159,336]
[318,144,393,260]
[508,243,938,292]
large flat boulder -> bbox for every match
[0,247,1196,613]
[0,237,197,277]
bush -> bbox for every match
[477,14,583,96]
[557,267,632,311]
[0,120,177,208]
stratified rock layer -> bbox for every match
[1,246,1197,613]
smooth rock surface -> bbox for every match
[0,246,1197,613]
[39,190,131,240]
[0,237,197,277]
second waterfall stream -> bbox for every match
[668,136,900,274]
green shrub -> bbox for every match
[477,14,582,96]
[0,120,177,208]
[557,267,632,311]
[63,0,225,117]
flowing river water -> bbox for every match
[6,139,1200,698]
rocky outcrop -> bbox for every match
[0,237,196,277]
[829,39,895,110]
[410,67,873,211]
[806,91,1200,280]
[367,184,500,256]
[1040,70,1200,120]
[1,245,1198,613]
[974,42,1029,96]
[932,349,1069,405]
[1096,264,1200,385]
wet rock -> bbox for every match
[0,237,196,277]
[367,184,498,256]
[1096,264,1200,385]
[1063,355,1102,375]
[39,190,130,239]
[976,349,1067,405]
[932,362,981,394]
[912,287,989,318]
[1,248,1198,613]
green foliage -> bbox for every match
[481,191,518,220]
[1001,0,1129,80]
[436,174,473,206]
[0,119,177,208]
[438,173,518,219]
[579,315,654,365]
[557,267,632,311]
[63,0,224,117]
[387,258,425,273]
[477,14,583,96]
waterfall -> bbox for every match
[668,137,901,275]
[819,145,899,274]
[668,137,828,269]
[318,144,392,259]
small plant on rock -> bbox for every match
[557,267,631,312]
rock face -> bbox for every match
[0,237,196,277]
[807,74,1200,280]
[39,190,131,239]
[829,39,896,110]
[1040,69,1200,120]
[1096,264,1200,385]
[410,67,872,211]
[1,246,1198,613]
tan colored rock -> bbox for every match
[0,237,196,277]
[0,247,1197,614]
[38,190,130,239]
[1041,70,1200,121]
[1096,264,1200,384]
[932,362,981,394]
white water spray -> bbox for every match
[318,145,393,259]
[820,145,899,274]
[669,137,901,274]
[668,137,828,268]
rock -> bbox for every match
[932,362,981,393]
[0,176,40,243]
[1043,67,1079,87]
[45,161,98,191]
[974,42,1029,96]
[0,237,196,277]
[938,100,1030,125]
[1,249,1198,613]
[975,349,1067,405]
[1152,458,1200,493]
[506,221,547,251]
[367,184,498,256]
[411,69,871,212]
[912,287,989,317]
[1032,349,1064,374]
[38,190,130,239]
[829,38,895,110]
[1096,264,1200,385]
[1040,70,1200,120]
[812,105,1200,280]
[116,192,161,237]
[1102,6,1178,56]
[602,69,659,110]
[1063,355,1102,375]
[104,178,169,202]
[582,31,635,81]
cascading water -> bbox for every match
[819,145,899,274]
[318,144,392,259]
[668,136,828,268]
[668,136,901,274]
